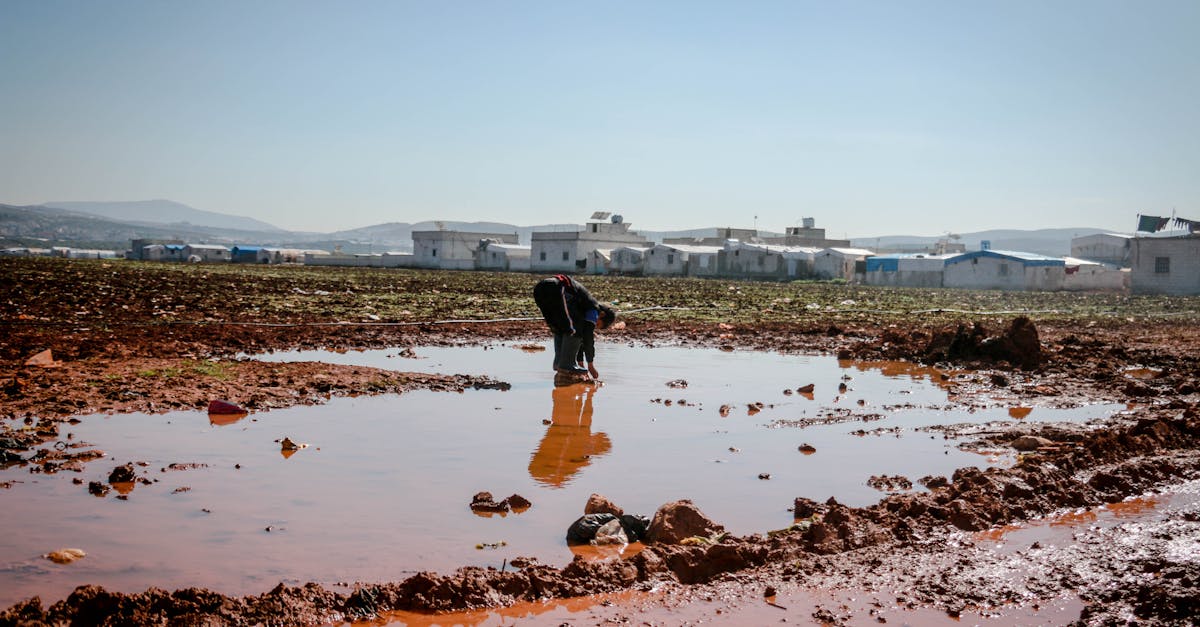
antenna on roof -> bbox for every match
[590,211,612,221]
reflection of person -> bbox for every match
[528,382,611,488]
[532,275,616,380]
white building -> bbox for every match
[943,250,1065,291]
[720,241,820,279]
[1070,233,1132,267]
[183,244,231,263]
[813,247,875,281]
[585,249,613,275]
[608,246,651,275]
[1129,235,1200,295]
[645,243,722,276]
[530,217,649,273]
[475,239,531,272]
[863,254,952,288]
[412,230,518,270]
[1062,257,1128,292]
[257,248,312,264]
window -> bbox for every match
[1155,257,1170,273]
[539,251,546,261]
[667,253,674,264]
[562,251,570,261]
[432,248,437,257]
[592,224,598,233]
[998,263,1008,276]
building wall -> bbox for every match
[530,236,583,272]
[813,252,864,281]
[608,248,648,274]
[531,224,650,273]
[413,231,517,269]
[865,269,944,288]
[687,252,720,277]
[1071,234,1131,267]
[944,256,1064,291]
[183,246,231,262]
[645,245,689,276]
[1063,265,1128,292]
[1130,236,1200,295]
[720,247,788,278]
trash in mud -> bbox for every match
[24,349,61,368]
[718,404,732,417]
[758,473,771,480]
[514,344,545,352]
[666,379,688,389]
[44,549,85,565]
[475,541,507,550]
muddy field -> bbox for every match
[2,258,1199,626]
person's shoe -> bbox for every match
[557,366,589,376]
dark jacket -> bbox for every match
[533,275,600,335]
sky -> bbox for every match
[1,1,1197,237]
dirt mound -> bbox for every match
[923,316,1043,369]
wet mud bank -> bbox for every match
[4,409,1197,626]
[4,261,1200,625]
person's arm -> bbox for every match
[575,322,598,378]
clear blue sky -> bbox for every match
[2,0,1196,236]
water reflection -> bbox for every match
[528,382,611,488]
[208,411,248,427]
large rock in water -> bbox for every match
[646,499,725,544]
[584,493,623,517]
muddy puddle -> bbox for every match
[0,345,1124,609]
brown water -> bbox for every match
[0,345,1123,608]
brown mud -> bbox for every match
[2,260,1200,625]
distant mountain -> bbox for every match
[851,228,1124,257]
[1,203,305,250]
[44,200,284,233]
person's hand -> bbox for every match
[588,363,599,379]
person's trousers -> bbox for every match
[552,332,583,370]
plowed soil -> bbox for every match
[2,258,1199,626]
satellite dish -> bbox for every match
[590,211,612,220]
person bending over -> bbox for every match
[532,274,616,380]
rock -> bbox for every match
[919,475,949,489]
[798,443,817,454]
[45,548,86,564]
[1011,435,1054,451]
[584,493,623,517]
[797,384,815,394]
[87,481,109,496]
[505,494,532,510]
[592,519,628,545]
[470,492,509,513]
[207,400,247,414]
[107,463,135,483]
[646,499,725,545]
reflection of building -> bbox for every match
[528,383,611,488]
